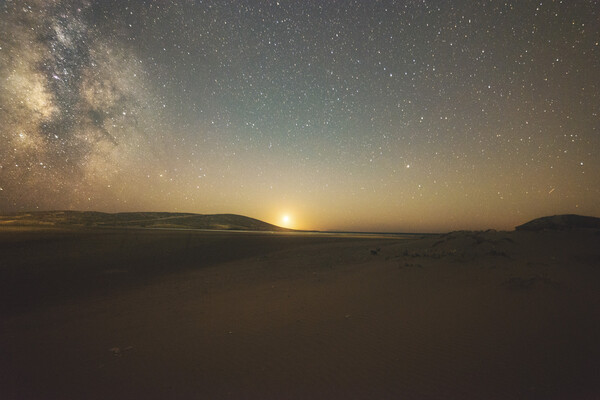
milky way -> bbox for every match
[1,0,599,231]
[1,0,165,211]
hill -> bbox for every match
[515,214,600,231]
[0,210,288,231]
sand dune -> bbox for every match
[516,214,600,231]
[0,210,289,231]
[1,223,599,399]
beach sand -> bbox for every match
[1,227,599,399]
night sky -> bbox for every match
[1,0,599,232]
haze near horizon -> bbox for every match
[1,1,599,232]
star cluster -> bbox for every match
[1,0,599,231]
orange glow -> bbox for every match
[280,214,292,228]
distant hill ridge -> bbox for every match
[0,211,288,231]
[516,214,600,231]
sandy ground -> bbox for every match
[1,227,599,399]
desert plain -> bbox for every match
[1,222,599,399]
